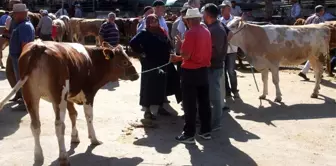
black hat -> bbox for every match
[144,6,152,13]
[315,5,324,13]
[152,0,165,7]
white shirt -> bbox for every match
[5,16,12,30]
[220,14,237,53]
[55,8,68,17]
[290,2,301,18]
[231,6,242,16]
[158,16,169,33]
[177,17,187,39]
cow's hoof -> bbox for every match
[34,155,44,165]
[59,158,70,166]
[71,136,80,144]
[91,139,103,145]
[274,97,282,103]
[311,93,318,98]
[259,95,266,100]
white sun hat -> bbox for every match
[13,4,28,12]
[183,8,202,19]
[219,0,232,8]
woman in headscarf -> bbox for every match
[130,14,182,119]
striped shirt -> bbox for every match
[99,22,120,46]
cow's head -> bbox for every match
[227,17,246,47]
[101,42,139,81]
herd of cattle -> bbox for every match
[0,10,336,166]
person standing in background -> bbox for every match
[219,0,240,98]
[74,4,83,18]
[137,6,153,34]
[230,0,242,16]
[37,10,53,41]
[203,3,228,131]
[288,0,301,24]
[171,5,189,75]
[99,12,120,47]
[298,5,325,81]
[0,11,10,26]
[55,7,68,18]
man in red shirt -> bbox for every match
[171,8,212,143]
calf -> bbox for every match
[69,18,104,46]
[52,19,66,42]
[227,17,330,102]
[0,41,139,166]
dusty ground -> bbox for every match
[0,47,335,166]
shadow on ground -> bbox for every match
[50,144,143,166]
[132,104,259,165]
[101,81,120,91]
[228,95,336,126]
[0,102,27,140]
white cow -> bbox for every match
[227,17,330,102]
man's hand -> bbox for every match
[175,35,184,46]
[170,54,182,63]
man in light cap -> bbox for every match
[99,12,120,46]
[9,3,35,104]
[152,0,169,34]
[171,8,212,143]
[136,6,153,34]
[219,0,240,98]
[298,5,325,81]
[37,10,53,41]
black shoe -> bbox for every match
[144,111,156,120]
[158,107,171,116]
[175,133,195,144]
[226,92,232,97]
[298,72,310,81]
[222,106,230,112]
[198,132,212,140]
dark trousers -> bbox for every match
[331,56,336,74]
[40,34,53,41]
[224,53,238,94]
[181,67,211,136]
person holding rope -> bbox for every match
[129,14,181,120]
[171,8,212,143]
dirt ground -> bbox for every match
[0,47,335,166]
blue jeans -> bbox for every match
[208,68,223,128]
[224,53,238,94]
[11,55,22,95]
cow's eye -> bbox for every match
[123,60,128,66]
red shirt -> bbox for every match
[180,24,212,69]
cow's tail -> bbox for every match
[0,40,46,111]
[0,76,29,111]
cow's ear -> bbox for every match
[102,42,113,48]
[103,48,115,60]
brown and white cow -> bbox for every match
[227,17,330,102]
[69,18,104,46]
[52,19,66,42]
[0,41,139,165]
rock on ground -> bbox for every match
[0,47,335,166]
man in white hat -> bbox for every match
[8,3,35,103]
[219,0,240,99]
[171,8,212,143]
[37,10,53,41]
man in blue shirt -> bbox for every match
[136,6,153,34]
[0,11,9,26]
[9,4,35,103]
